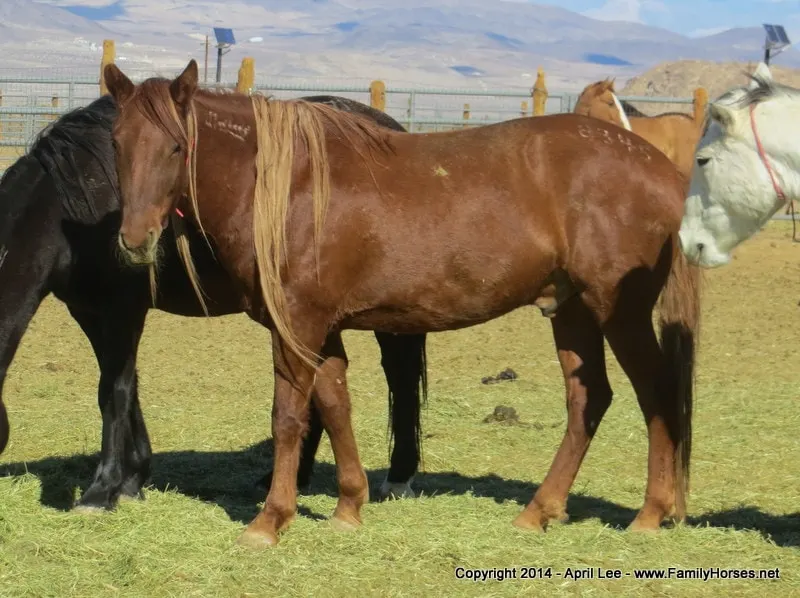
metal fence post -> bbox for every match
[407,91,416,133]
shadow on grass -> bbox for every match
[2,440,798,548]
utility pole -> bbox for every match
[204,35,209,83]
[212,28,235,85]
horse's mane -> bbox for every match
[0,95,119,265]
[246,92,394,367]
[0,153,43,260]
[299,95,407,133]
[25,95,118,223]
[730,72,800,107]
[649,111,694,120]
[619,99,647,117]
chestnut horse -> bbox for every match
[105,60,701,548]
[574,79,706,181]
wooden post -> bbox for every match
[521,100,529,117]
[532,67,548,116]
[50,96,59,124]
[370,80,386,112]
[693,87,708,124]
[462,103,470,128]
[236,57,255,94]
[99,39,115,96]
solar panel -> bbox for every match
[214,27,236,46]
[776,25,791,45]
[764,24,779,44]
[763,23,791,47]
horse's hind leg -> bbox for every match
[375,332,427,500]
[602,298,676,531]
[69,306,151,511]
[513,298,612,532]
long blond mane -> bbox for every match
[249,95,393,368]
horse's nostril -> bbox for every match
[696,243,705,253]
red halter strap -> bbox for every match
[749,103,787,204]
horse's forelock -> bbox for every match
[129,78,192,149]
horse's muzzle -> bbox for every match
[118,228,159,265]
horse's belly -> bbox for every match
[341,255,551,333]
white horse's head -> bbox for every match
[679,62,800,268]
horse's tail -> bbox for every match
[379,333,428,477]
[657,235,703,521]
[0,398,8,454]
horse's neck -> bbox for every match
[188,97,259,233]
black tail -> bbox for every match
[375,333,428,483]
[657,235,703,520]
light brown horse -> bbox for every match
[104,60,701,548]
[574,79,706,181]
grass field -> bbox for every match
[1,222,800,597]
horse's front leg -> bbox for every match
[69,306,151,511]
[0,215,62,454]
[238,322,328,548]
[311,332,368,529]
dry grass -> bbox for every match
[0,146,25,173]
[1,222,800,597]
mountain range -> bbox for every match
[0,0,796,91]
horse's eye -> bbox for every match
[172,144,181,155]
[697,157,710,167]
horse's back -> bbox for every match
[315,113,685,331]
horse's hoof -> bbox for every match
[628,519,661,533]
[511,511,547,533]
[236,528,279,549]
[118,491,145,504]
[72,504,108,515]
[378,477,416,501]
[329,515,361,533]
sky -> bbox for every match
[42,0,800,40]
[554,0,799,38]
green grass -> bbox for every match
[2,221,800,597]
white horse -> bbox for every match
[679,62,800,268]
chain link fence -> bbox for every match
[0,71,695,174]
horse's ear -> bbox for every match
[104,64,134,104]
[709,102,737,130]
[170,59,199,106]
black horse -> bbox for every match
[0,93,426,510]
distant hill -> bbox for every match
[0,0,796,91]
[619,60,800,115]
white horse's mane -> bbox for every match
[717,73,800,108]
